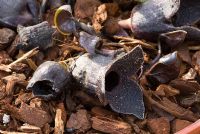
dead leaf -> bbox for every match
[182,68,197,80]
[74,0,101,22]
[104,3,119,17]
[92,4,108,33]
[15,92,32,106]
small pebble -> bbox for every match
[3,114,10,124]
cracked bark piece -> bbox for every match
[27,61,71,100]
[0,51,13,64]
[91,106,118,118]
[160,97,199,122]
[17,21,55,51]
[147,117,170,134]
[2,73,27,96]
[72,46,145,119]
[2,102,52,127]
[7,35,20,57]
[91,116,132,134]
[0,80,7,100]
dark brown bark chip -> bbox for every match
[66,109,91,133]
[0,28,16,50]
[147,117,170,134]
[171,119,192,133]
